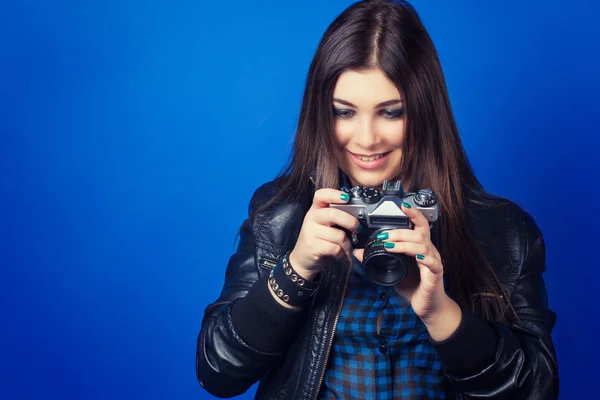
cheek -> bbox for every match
[333,120,354,145]
[375,120,405,146]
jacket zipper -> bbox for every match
[312,262,351,400]
[259,258,277,269]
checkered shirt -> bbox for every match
[319,258,447,399]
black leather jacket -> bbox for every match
[196,178,559,399]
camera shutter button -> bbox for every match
[350,186,363,199]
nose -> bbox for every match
[354,116,379,149]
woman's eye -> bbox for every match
[381,109,404,119]
[333,108,355,119]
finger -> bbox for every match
[308,237,347,261]
[352,248,365,263]
[383,241,431,259]
[384,242,443,275]
[328,239,353,263]
[413,252,444,275]
[312,188,350,209]
[376,228,426,244]
[306,224,354,262]
[401,201,431,238]
[312,207,360,233]
[311,224,353,255]
[311,223,347,244]
[377,229,441,260]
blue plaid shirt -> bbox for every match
[319,258,447,399]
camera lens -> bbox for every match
[362,232,410,286]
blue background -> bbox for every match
[1,0,599,398]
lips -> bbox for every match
[348,151,392,169]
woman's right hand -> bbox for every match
[288,189,360,281]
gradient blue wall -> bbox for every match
[1,1,598,399]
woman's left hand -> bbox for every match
[353,201,452,324]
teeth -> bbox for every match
[357,153,384,161]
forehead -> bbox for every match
[333,68,402,104]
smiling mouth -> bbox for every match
[350,151,391,161]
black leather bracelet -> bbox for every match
[268,251,320,307]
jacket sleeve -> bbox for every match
[195,184,305,398]
[439,208,559,399]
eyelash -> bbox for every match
[332,108,405,120]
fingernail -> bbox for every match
[376,232,388,240]
[402,201,411,209]
[416,254,425,260]
[384,242,395,249]
[340,193,350,201]
[358,224,364,232]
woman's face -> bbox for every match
[332,68,405,191]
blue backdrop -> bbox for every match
[1,1,599,399]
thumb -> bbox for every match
[352,248,365,263]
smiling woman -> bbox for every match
[332,69,406,190]
[196,1,559,399]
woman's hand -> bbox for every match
[353,201,460,329]
[288,189,360,281]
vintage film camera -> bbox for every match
[330,180,439,286]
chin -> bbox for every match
[345,171,395,189]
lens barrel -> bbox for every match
[362,231,410,286]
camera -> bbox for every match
[330,180,439,286]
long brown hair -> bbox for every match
[245,0,513,322]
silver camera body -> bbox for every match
[330,180,439,285]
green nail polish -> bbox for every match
[358,224,364,232]
[340,193,349,201]
[416,254,425,260]
[377,232,389,240]
[384,242,395,249]
[402,201,411,209]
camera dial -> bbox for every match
[414,189,437,207]
[363,188,381,204]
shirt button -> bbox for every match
[379,292,387,300]
[379,344,388,354]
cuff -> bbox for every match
[230,274,303,353]
[430,307,498,374]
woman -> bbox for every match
[196,1,558,398]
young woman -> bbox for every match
[196,1,559,398]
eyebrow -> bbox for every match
[332,98,403,108]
